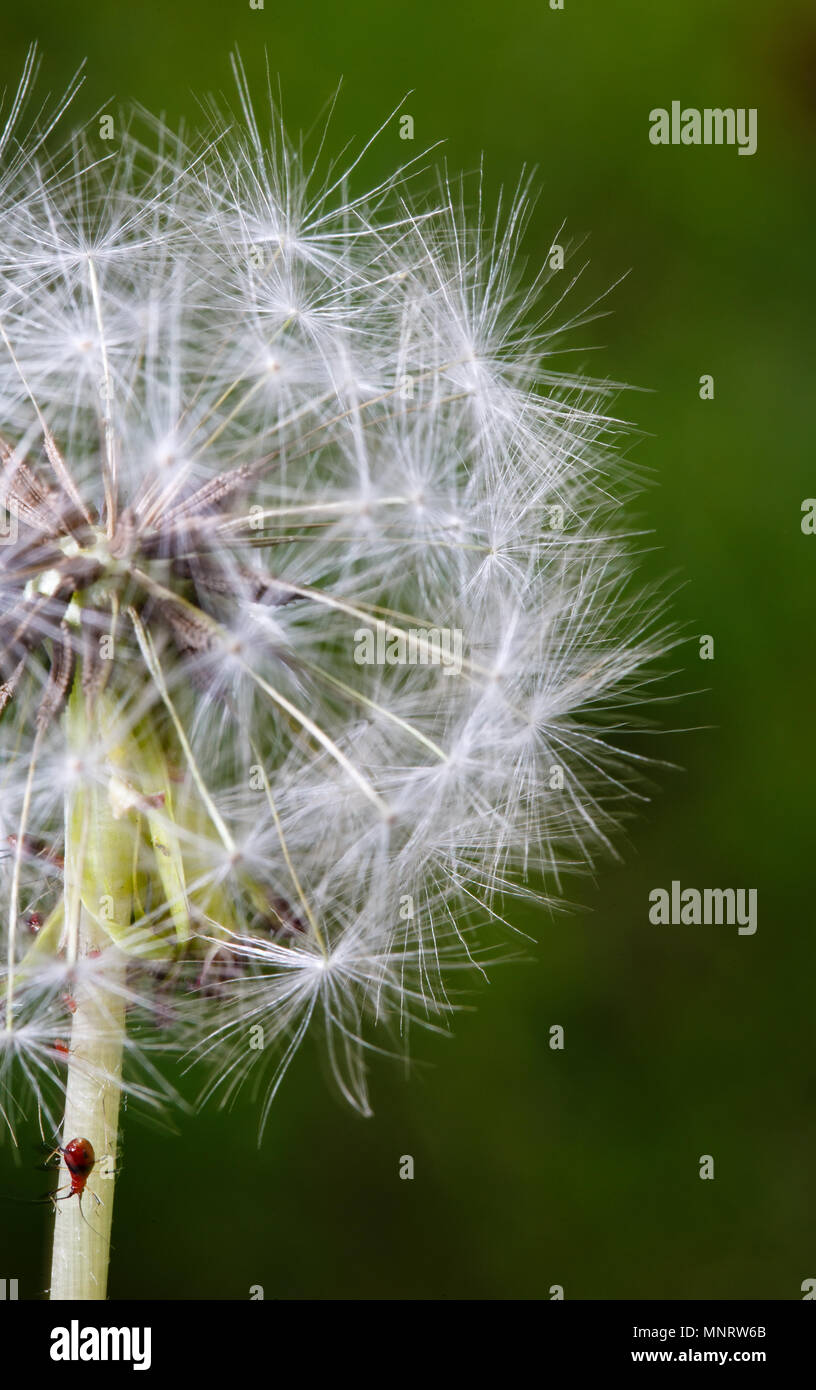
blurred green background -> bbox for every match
[2,0,814,1299]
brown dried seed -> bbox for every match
[36,621,76,731]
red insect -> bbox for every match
[45,1137,99,1222]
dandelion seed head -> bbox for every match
[0,49,672,1133]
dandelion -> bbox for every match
[1,49,669,1299]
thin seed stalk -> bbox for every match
[50,683,133,1301]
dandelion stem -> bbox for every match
[48,910,126,1301]
[50,687,132,1300]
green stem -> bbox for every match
[48,912,125,1300]
[50,684,133,1300]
